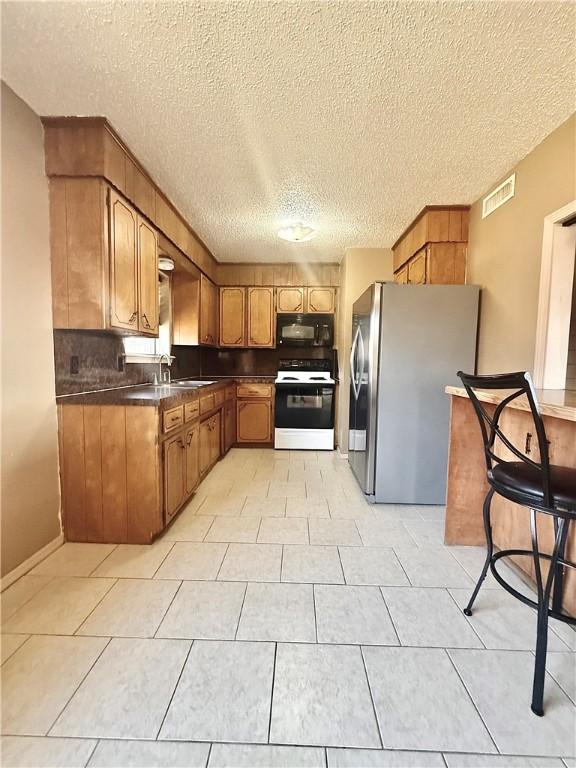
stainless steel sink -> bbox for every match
[168,380,216,388]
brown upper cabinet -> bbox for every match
[219,286,274,348]
[43,117,218,284]
[247,287,275,347]
[277,287,305,313]
[51,180,158,334]
[219,287,246,347]
[109,190,159,334]
[276,286,336,314]
[392,205,469,285]
[307,287,336,313]
[199,275,219,346]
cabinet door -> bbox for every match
[109,190,139,330]
[163,433,185,522]
[137,216,159,335]
[277,287,304,313]
[185,423,199,495]
[395,264,409,284]
[200,275,218,346]
[427,243,467,285]
[199,419,212,474]
[247,287,274,347]
[236,400,272,443]
[219,287,246,347]
[224,402,236,451]
[210,412,222,463]
[307,287,335,313]
[408,248,427,285]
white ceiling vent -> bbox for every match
[482,174,516,219]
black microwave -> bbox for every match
[276,313,334,348]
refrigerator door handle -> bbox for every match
[349,325,361,400]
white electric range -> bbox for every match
[274,359,336,450]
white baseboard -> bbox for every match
[1,533,64,592]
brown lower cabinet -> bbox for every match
[224,400,236,452]
[57,381,269,544]
[164,421,201,524]
[236,399,273,443]
[163,432,186,524]
[200,412,221,475]
[185,423,200,495]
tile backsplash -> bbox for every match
[54,331,336,395]
[54,331,201,395]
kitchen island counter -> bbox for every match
[444,385,576,615]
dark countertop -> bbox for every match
[56,375,276,408]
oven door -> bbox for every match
[274,383,335,429]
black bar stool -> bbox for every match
[457,371,576,716]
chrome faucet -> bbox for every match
[157,354,171,386]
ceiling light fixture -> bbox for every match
[277,222,317,243]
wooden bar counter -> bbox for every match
[444,386,576,615]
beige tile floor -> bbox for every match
[1,448,575,767]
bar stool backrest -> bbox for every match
[457,371,552,508]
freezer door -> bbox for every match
[348,283,382,494]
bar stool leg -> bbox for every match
[464,488,494,617]
[551,518,569,613]
[530,511,565,717]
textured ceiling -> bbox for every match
[2,1,575,263]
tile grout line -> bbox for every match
[391,550,414,587]
[445,587,487,650]
[359,644,384,749]
[150,542,177,579]
[335,546,346,585]
[377,586,401,647]
[153,580,184,638]
[83,737,100,767]
[46,635,113,737]
[234,582,249,641]
[214,544,230,581]
[205,742,213,768]
[443,647,501,754]
[73,577,119,636]
[267,641,278,744]
[154,639,194,740]
[312,583,319,643]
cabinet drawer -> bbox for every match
[237,383,273,399]
[214,389,225,408]
[184,399,199,422]
[163,405,184,433]
[225,385,236,401]
[199,392,215,415]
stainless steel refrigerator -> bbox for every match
[348,282,479,503]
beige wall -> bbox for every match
[336,248,394,451]
[1,82,61,577]
[468,114,576,374]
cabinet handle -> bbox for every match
[128,311,138,324]
[179,439,186,450]
[525,432,532,454]
[186,433,193,446]
[142,313,151,329]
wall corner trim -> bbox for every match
[1,534,64,592]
